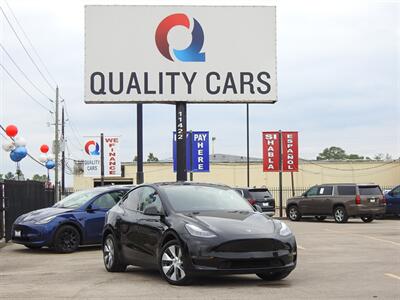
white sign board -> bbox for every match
[85,6,276,103]
[83,136,121,177]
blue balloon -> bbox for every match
[45,160,55,169]
[13,146,28,160]
[10,150,22,162]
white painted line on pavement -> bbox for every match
[385,273,400,281]
[323,229,400,247]
[297,245,305,250]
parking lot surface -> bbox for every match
[0,218,399,299]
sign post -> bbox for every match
[136,104,144,184]
[262,131,299,217]
[100,133,104,186]
[176,103,187,181]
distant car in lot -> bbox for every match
[12,186,130,253]
[384,185,400,216]
[102,182,296,285]
[286,183,386,223]
[234,187,275,216]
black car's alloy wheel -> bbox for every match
[256,271,291,281]
[288,206,301,221]
[333,206,348,223]
[53,225,80,253]
[103,234,127,272]
[159,240,190,285]
[361,216,374,223]
[315,216,327,221]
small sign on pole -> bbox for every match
[173,131,209,173]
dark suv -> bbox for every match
[234,188,275,216]
[286,184,385,223]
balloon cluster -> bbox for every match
[2,125,28,162]
[39,144,55,169]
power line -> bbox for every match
[0,5,55,91]
[0,62,53,113]
[0,42,53,100]
[4,0,58,86]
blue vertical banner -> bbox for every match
[173,131,209,172]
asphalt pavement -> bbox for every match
[0,218,399,299]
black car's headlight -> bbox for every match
[279,221,292,236]
[185,224,216,238]
[34,215,57,224]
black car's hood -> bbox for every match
[18,207,73,222]
[181,211,277,237]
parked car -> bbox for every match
[286,183,386,223]
[234,187,275,216]
[102,182,297,285]
[12,186,130,253]
[384,185,400,216]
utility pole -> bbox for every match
[54,86,59,202]
[136,103,144,184]
[61,106,65,196]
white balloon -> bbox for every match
[14,136,27,147]
[2,141,14,152]
[47,154,55,161]
[39,153,48,163]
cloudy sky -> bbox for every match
[0,0,399,185]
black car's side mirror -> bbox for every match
[254,204,263,213]
[144,206,163,216]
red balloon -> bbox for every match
[5,125,18,137]
[40,144,49,153]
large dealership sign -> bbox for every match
[85,6,277,103]
[262,131,299,172]
[83,136,121,177]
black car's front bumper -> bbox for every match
[181,234,297,275]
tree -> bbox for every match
[317,146,364,160]
[317,146,347,160]
[32,174,47,182]
[374,153,392,161]
[147,153,159,162]
[4,172,14,180]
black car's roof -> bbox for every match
[151,181,230,189]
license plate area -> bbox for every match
[14,230,21,237]
[369,198,376,203]
[262,202,269,207]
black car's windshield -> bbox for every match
[54,190,101,208]
[162,185,254,212]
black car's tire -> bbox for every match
[361,216,374,223]
[333,206,348,223]
[287,205,301,221]
[315,216,327,221]
[24,245,42,249]
[103,234,127,272]
[53,225,81,253]
[159,240,191,285]
[256,271,291,281]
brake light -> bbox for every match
[248,198,256,205]
[355,195,361,205]
[382,196,386,204]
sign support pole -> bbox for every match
[291,172,295,197]
[136,103,144,184]
[100,133,105,186]
[278,130,283,217]
[189,130,193,182]
[176,102,187,181]
[246,104,250,187]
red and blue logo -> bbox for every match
[84,140,100,156]
[155,13,205,62]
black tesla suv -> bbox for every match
[102,182,297,285]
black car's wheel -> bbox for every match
[256,271,291,281]
[159,240,191,285]
[287,205,301,221]
[24,245,42,250]
[315,216,327,221]
[53,225,80,253]
[103,234,127,272]
[333,206,348,223]
[361,216,374,223]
